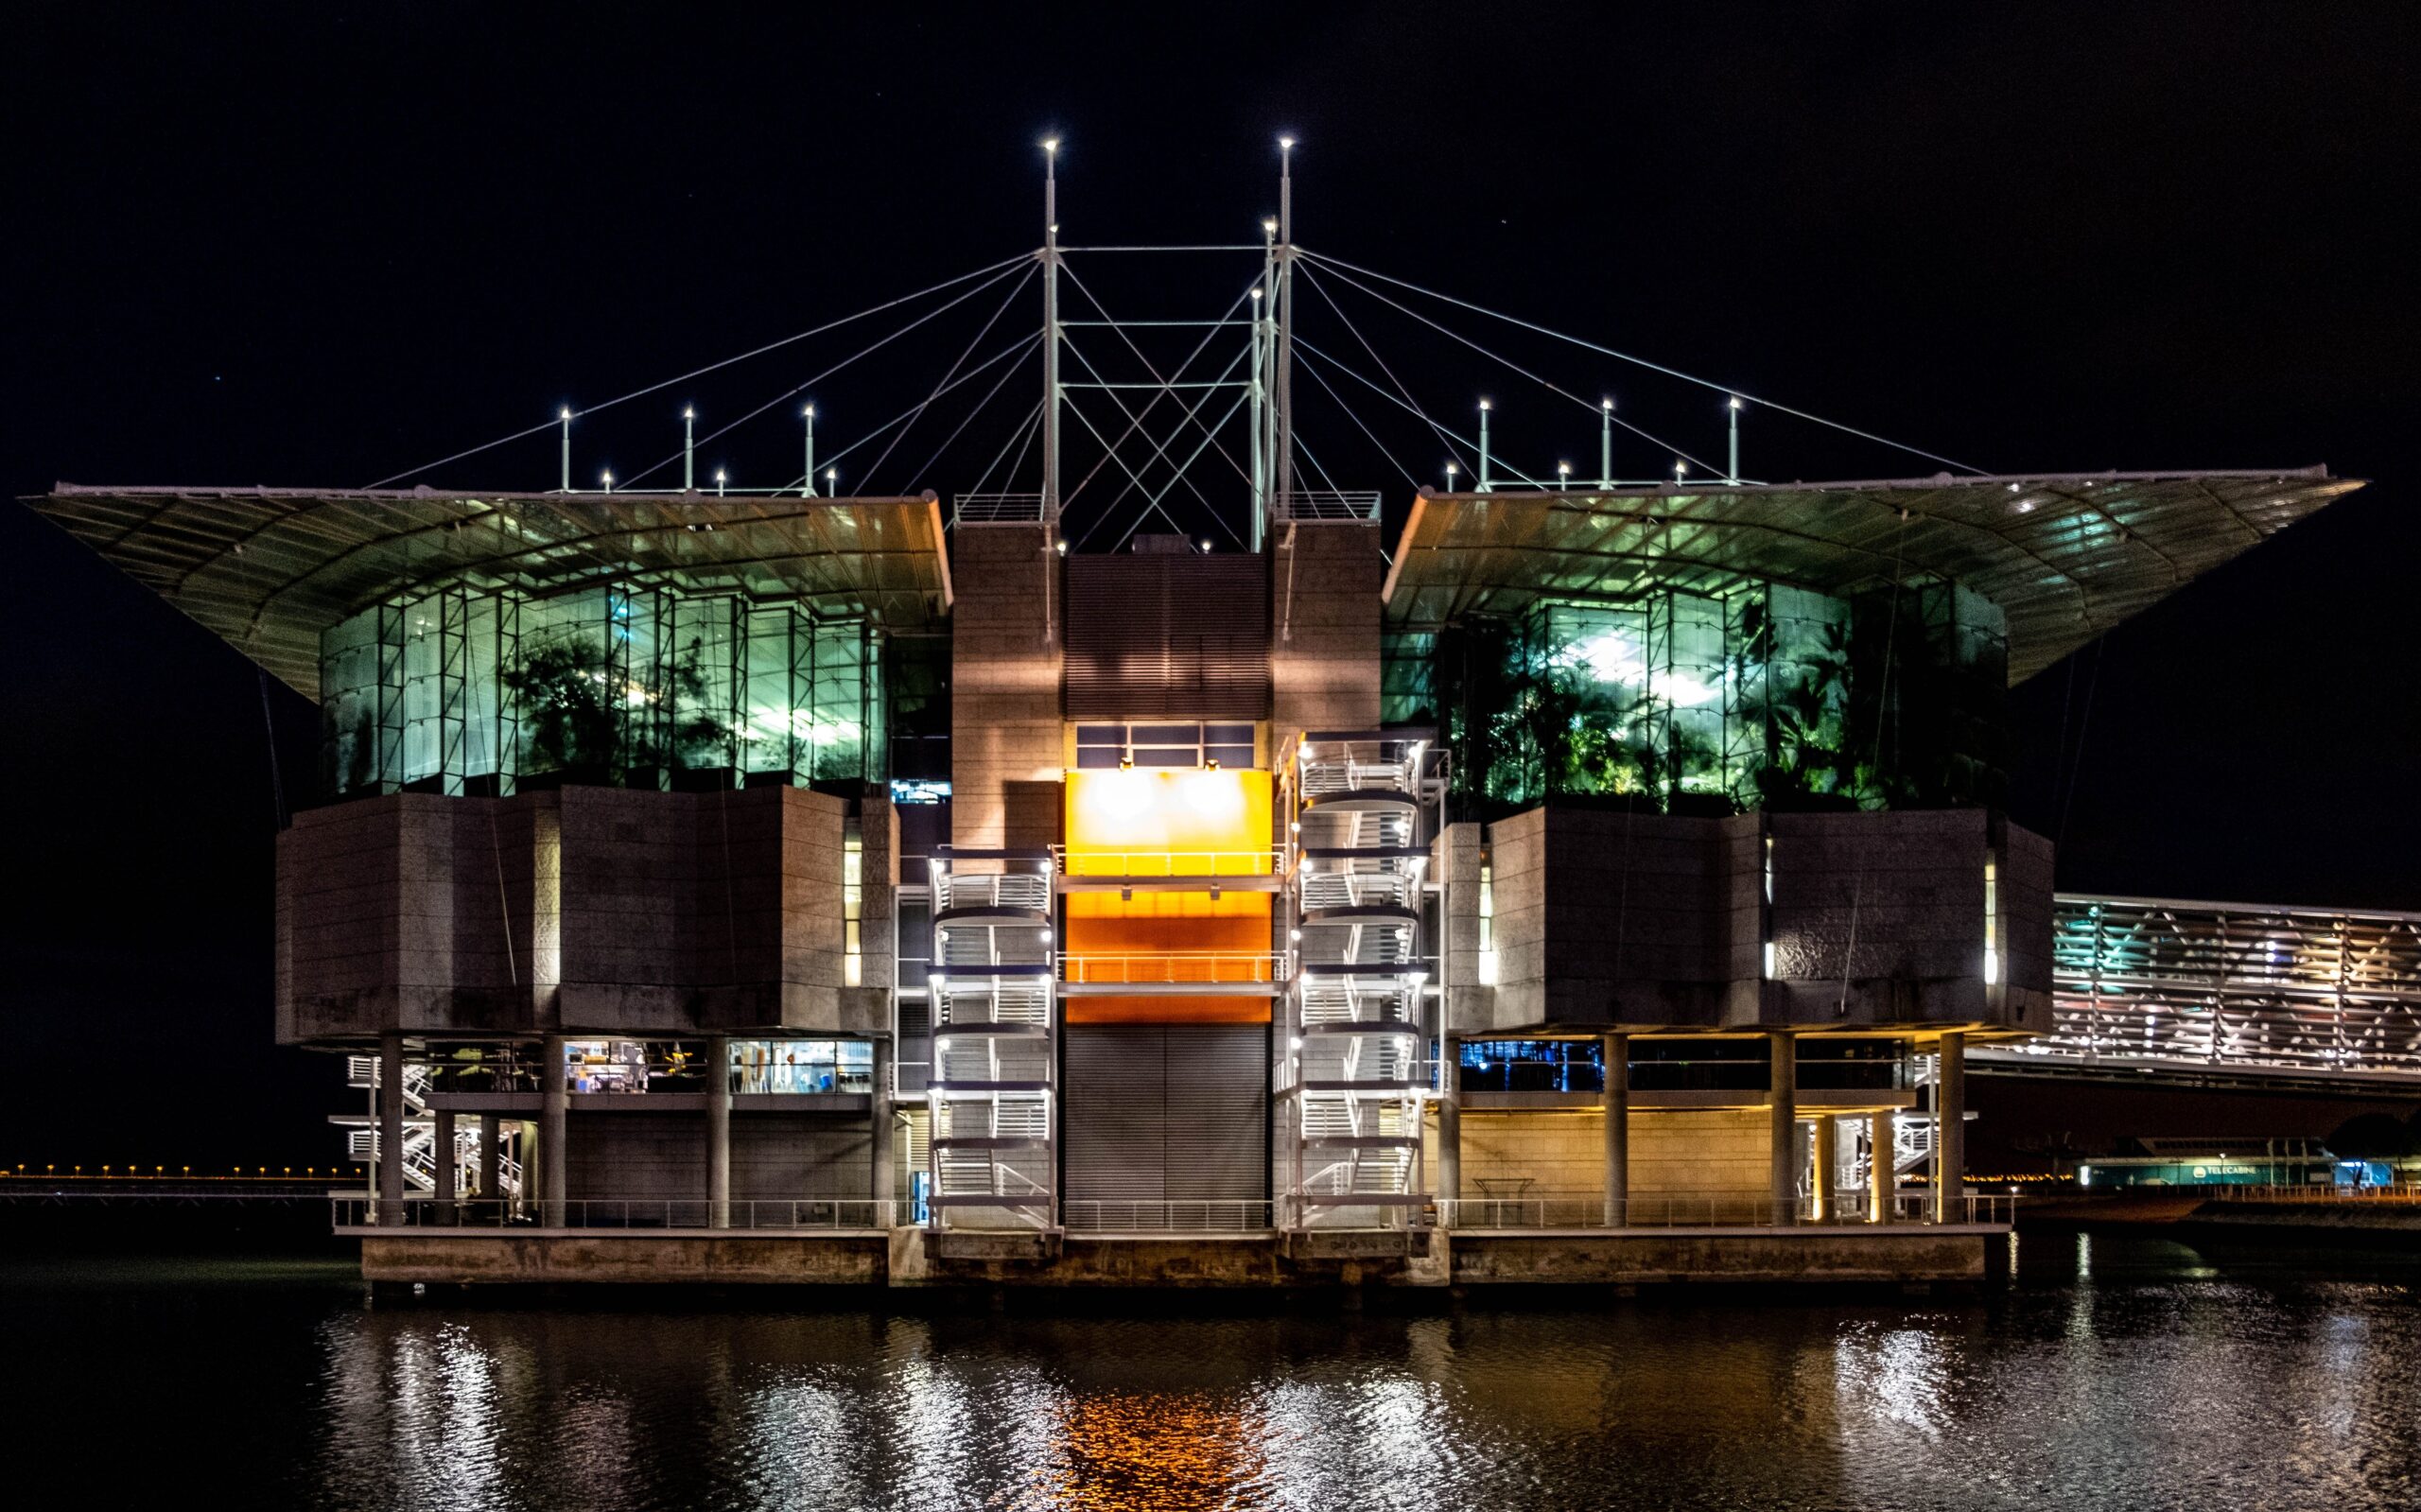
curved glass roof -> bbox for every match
[1379,468,2362,683]
[26,486,954,697]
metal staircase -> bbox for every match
[926,849,1058,1230]
[1280,731,1447,1229]
[341,1053,523,1200]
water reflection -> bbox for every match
[4,1239,2417,1511]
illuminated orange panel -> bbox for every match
[1063,768,1273,1024]
[1063,769,1274,876]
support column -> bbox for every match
[541,1034,567,1226]
[1437,1034,1462,1207]
[478,1113,500,1222]
[1601,1033,1629,1225]
[1934,1032,1966,1225]
[1768,1031,1797,1226]
[432,1106,458,1225]
[1812,1113,1838,1225]
[706,1034,732,1229]
[376,1034,405,1228]
[870,1037,896,1227]
[1869,1108,1894,1225]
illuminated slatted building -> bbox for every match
[22,174,2371,1284]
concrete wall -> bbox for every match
[1443,1108,1771,1202]
[277,785,883,1043]
[1471,804,2052,1035]
[734,1114,872,1200]
[1270,519,1384,740]
[949,523,1063,850]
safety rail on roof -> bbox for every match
[952,492,1045,524]
[1287,490,1383,521]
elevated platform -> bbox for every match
[354,1224,1995,1289]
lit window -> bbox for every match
[1477,863,1497,985]
[844,831,864,987]
[1983,859,1999,985]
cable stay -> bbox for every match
[614,260,1035,491]
[1297,247,1986,477]
[1297,257,1721,478]
[358,252,1030,490]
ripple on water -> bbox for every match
[3,1234,2417,1512]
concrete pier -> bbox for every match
[355,1225,1996,1290]
[376,1034,404,1227]
[1936,1033,1965,1224]
[1601,1032,1629,1224]
[1768,1032,1797,1226]
[706,1034,731,1229]
[540,1034,566,1226]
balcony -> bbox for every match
[1058,950,1288,995]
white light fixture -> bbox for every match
[1055,539,1069,555]
[1041,137,1059,154]
[1727,396,1743,410]
[1289,1036,1304,1051]
[560,406,573,421]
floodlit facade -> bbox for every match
[26,459,2363,1286]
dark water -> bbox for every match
[6,1233,2417,1510]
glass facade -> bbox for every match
[1388,578,2008,818]
[319,583,886,797]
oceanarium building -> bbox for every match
[29,458,2359,1287]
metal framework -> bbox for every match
[24,488,954,698]
[1997,894,2421,1084]
[1279,731,1448,1228]
[1383,471,2365,684]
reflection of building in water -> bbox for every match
[1039,1395,1263,1512]
[30,198,2369,1274]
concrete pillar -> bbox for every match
[1869,1108,1894,1225]
[1811,1113,1837,1225]
[707,1034,732,1229]
[869,1037,896,1226]
[432,1106,458,1225]
[477,1113,500,1222]
[1600,1033,1629,1225]
[1768,1031,1797,1226]
[376,1034,405,1228]
[541,1034,567,1226]
[1934,1032,1966,1225]
[1437,1034,1462,1207]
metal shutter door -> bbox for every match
[1063,1025,1169,1210]
[1163,1024,1270,1207]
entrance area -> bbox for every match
[1062,1023,1271,1232]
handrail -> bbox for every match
[1059,950,1288,984]
[1053,845,1287,878]
[1435,1192,2016,1229]
[1061,1199,1275,1233]
[332,1196,903,1230]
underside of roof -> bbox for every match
[26,486,955,699]
[1380,469,2363,683]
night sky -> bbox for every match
[6,4,2415,1169]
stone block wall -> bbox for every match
[1468,804,2052,1035]
[949,523,1063,851]
[1271,519,1383,739]
[277,785,883,1042]
[1440,1108,1771,1202]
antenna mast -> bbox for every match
[1041,139,1063,524]
[1273,136,1296,530]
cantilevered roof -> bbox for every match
[1380,468,2362,683]
[26,486,954,699]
